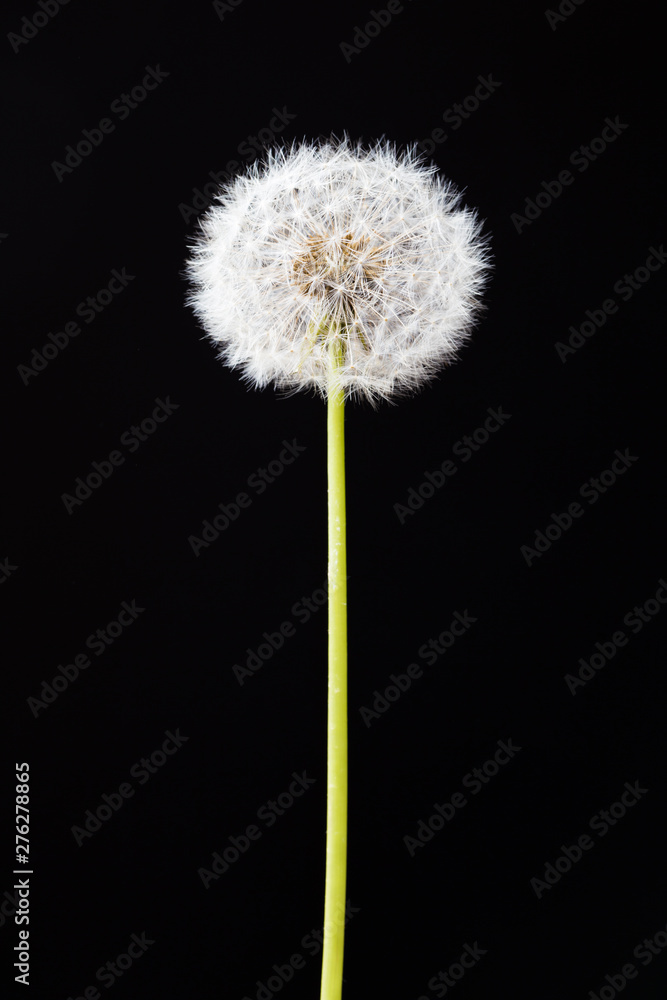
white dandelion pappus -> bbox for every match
[186,135,491,404]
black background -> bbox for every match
[3,1,666,998]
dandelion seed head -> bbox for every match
[185,134,492,404]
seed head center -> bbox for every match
[291,230,388,303]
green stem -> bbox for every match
[320,338,348,1000]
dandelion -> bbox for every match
[186,134,490,404]
[185,134,491,1000]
